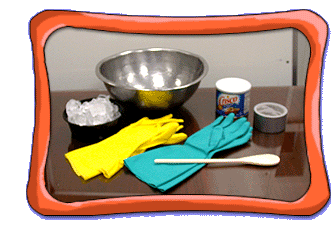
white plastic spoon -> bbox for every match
[154,154,280,166]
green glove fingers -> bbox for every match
[212,126,253,155]
[209,118,250,151]
[217,112,235,127]
[186,114,248,153]
[185,115,224,143]
[183,115,226,152]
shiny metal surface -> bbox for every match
[96,48,208,109]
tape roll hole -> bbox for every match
[254,102,288,118]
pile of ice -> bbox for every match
[66,95,121,126]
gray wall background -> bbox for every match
[45,27,310,91]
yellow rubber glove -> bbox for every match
[65,114,187,180]
[132,123,187,156]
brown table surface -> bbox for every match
[45,86,309,203]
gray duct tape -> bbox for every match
[253,102,288,133]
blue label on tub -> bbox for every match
[216,91,249,118]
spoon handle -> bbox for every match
[154,154,280,166]
[154,158,243,164]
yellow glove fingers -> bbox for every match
[139,114,173,125]
[152,114,183,125]
[131,133,187,156]
[164,133,188,144]
[132,115,183,128]
[130,123,186,155]
[129,122,180,155]
[139,114,183,125]
[164,118,184,124]
[135,122,179,150]
[176,124,184,132]
[155,114,173,121]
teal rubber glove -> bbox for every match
[124,113,253,192]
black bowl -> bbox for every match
[63,97,125,142]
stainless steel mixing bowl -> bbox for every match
[95,48,208,110]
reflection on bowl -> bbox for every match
[96,48,208,110]
[63,97,125,142]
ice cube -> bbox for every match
[66,99,81,117]
[69,112,86,126]
[65,95,121,126]
[89,103,107,117]
[92,114,109,125]
[85,110,94,126]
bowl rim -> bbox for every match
[95,47,209,91]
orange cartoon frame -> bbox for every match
[28,9,329,216]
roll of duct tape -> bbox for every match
[253,102,288,133]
